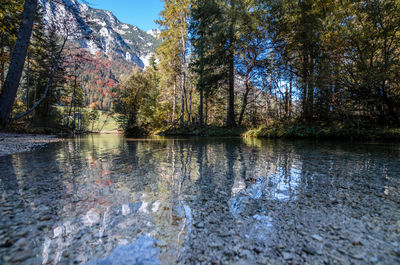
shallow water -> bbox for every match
[0,135,399,264]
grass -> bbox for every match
[243,124,400,141]
[89,109,122,132]
[155,122,400,140]
[56,106,122,133]
[3,107,123,135]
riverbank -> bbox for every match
[156,126,246,137]
[156,125,400,141]
[0,133,62,157]
[243,125,400,141]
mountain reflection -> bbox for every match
[0,135,399,264]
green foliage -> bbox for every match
[114,64,164,135]
[156,0,191,126]
[244,124,400,141]
[264,0,400,125]
[117,0,400,135]
[56,106,122,132]
[3,0,400,136]
[0,0,23,84]
[160,125,245,137]
[88,109,99,131]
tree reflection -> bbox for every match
[0,136,399,264]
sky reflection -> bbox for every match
[0,136,399,264]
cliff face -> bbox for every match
[40,0,160,68]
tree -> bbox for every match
[334,0,400,124]
[0,0,24,87]
[88,109,99,132]
[190,0,228,126]
[235,0,268,126]
[0,0,38,125]
[115,63,161,135]
[226,0,237,127]
[157,0,190,127]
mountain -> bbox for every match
[40,0,161,68]
[38,0,162,110]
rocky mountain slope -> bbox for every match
[40,0,161,68]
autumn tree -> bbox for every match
[157,0,190,127]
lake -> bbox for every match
[0,135,399,264]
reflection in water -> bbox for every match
[0,135,399,264]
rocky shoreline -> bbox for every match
[0,133,62,157]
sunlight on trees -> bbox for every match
[0,0,399,136]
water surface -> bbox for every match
[0,135,399,264]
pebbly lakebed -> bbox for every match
[0,135,399,264]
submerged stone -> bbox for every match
[84,236,160,265]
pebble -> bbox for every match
[11,250,33,262]
[352,237,363,246]
[39,215,52,221]
[195,222,205,228]
[391,249,400,257]
[14,238,28,249]
[0,136,399,265]
[312,234,323,242]
[303,246,317,255]
[156,241,167,247]
[282,251,293,260]
[15,229,29,237]
[350,252,364,260]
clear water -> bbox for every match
[0,135,399,264]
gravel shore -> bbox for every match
[0,133,62,157]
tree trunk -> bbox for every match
[382,80,396,123]
[199,84,203,127]
[180,83,185,127]
[172,78,176,124]
[188,76,192,124]
[198,42,204,127]
[289,70,293,118]
[238,80,250,127]
[181,28,188,126]
[251,88,257,126]
[227,55,236,127]
[26,52,30,111]
[0,42,5,87]
[302,53,308,121]
[307,59,314,121]
[205,95,208,126]
[0,0,38,125]
[226,0,236,128]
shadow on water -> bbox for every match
[0,135,399,264]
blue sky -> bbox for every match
[80,0,164,31]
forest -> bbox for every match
[1,0,400,138]
[1,1,400,264]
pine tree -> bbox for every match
[157,0,190,127]
[190,0,228,126]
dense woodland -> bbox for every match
[1,0,400,137]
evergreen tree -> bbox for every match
[190,0,228,126]
[157,0,190,126]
